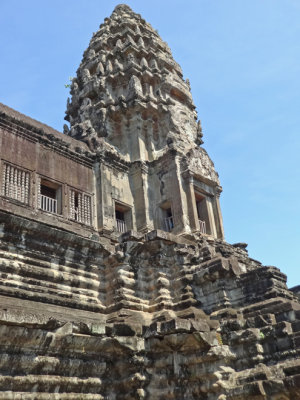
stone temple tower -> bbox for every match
[1,4,299,399]
[66,4,224,239]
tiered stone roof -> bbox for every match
[65,4,203,160]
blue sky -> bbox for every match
[1,0,299,287]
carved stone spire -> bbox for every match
[65,4,201,161]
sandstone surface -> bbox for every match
[0,4,299,399]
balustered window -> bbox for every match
[38,178,62,214]
[160,201,174,232]
[115,202,131,233]
[195,191,210,235]
[69,189,92,226]
[2,163,30,204]
[164,208,174,232]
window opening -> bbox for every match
[41,185,56,199]
[39,179,61,214]
[164,207,174,232]
[160,201,174,232]
[115,202,131,233]
[195,192,209,234]
[2,163,30,204]
[116,209,125,222]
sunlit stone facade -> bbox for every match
[0,5,299,400]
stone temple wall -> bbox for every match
[0,209,299,399]
[0,103,96,240]
[0,4,299,400]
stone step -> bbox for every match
[0,394,104,400]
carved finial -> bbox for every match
[99,51,106,63]
[81,69,90,84]
[150,59,158,70]
[127,53,135,66]
[116,39,123,49]
[96,62,105,75]
[71,80,78,93]
[140,57,148,68]
[127,34,135,46]
[148,85,155,99]
[106,60,113,73]
[63,124,70,135]
[127,75,143,99]
[138,37,145,48]
[114,59,123,72]
[186,78,191,91]
[87,49,95,60]
[196,120,204,145]
[113,4,133,14]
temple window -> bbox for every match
[69,189,92,225]
[115,202,131,233]
[160,202,174,232]
[2,162,30,204]
[195,192,209,234]
[39,179,62,214]
[164,208,174,232]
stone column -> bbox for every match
[129,111,144,162]
[205,196,217,237]
[94,160,110,233]
[62,183,68,218]
[183,173,199,232]
[146,118,155,162]
[129,162,152,232]
[171,154,187,234]
[36,174,41,210]
[214,186,225,240]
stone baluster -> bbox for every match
[2,163,7,196]
[78,192,82,223]
[24,171,29,204]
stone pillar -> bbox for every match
[183,173,199,232]
[31,171,37,210]
[91,171,97,230]
[36,174,41,210]
[129,162,152,232]
[129,113,144,162]
[62,183,68,219]
[205,196,217,237]
[171,155,187,234]
[94,160,112,234]
[140,163,152,230]
[214,187,225,240]
[146,118,155,162]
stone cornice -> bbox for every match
[0,105,95,168]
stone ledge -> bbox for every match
[118,230,145,242]
[145,229,195,245]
